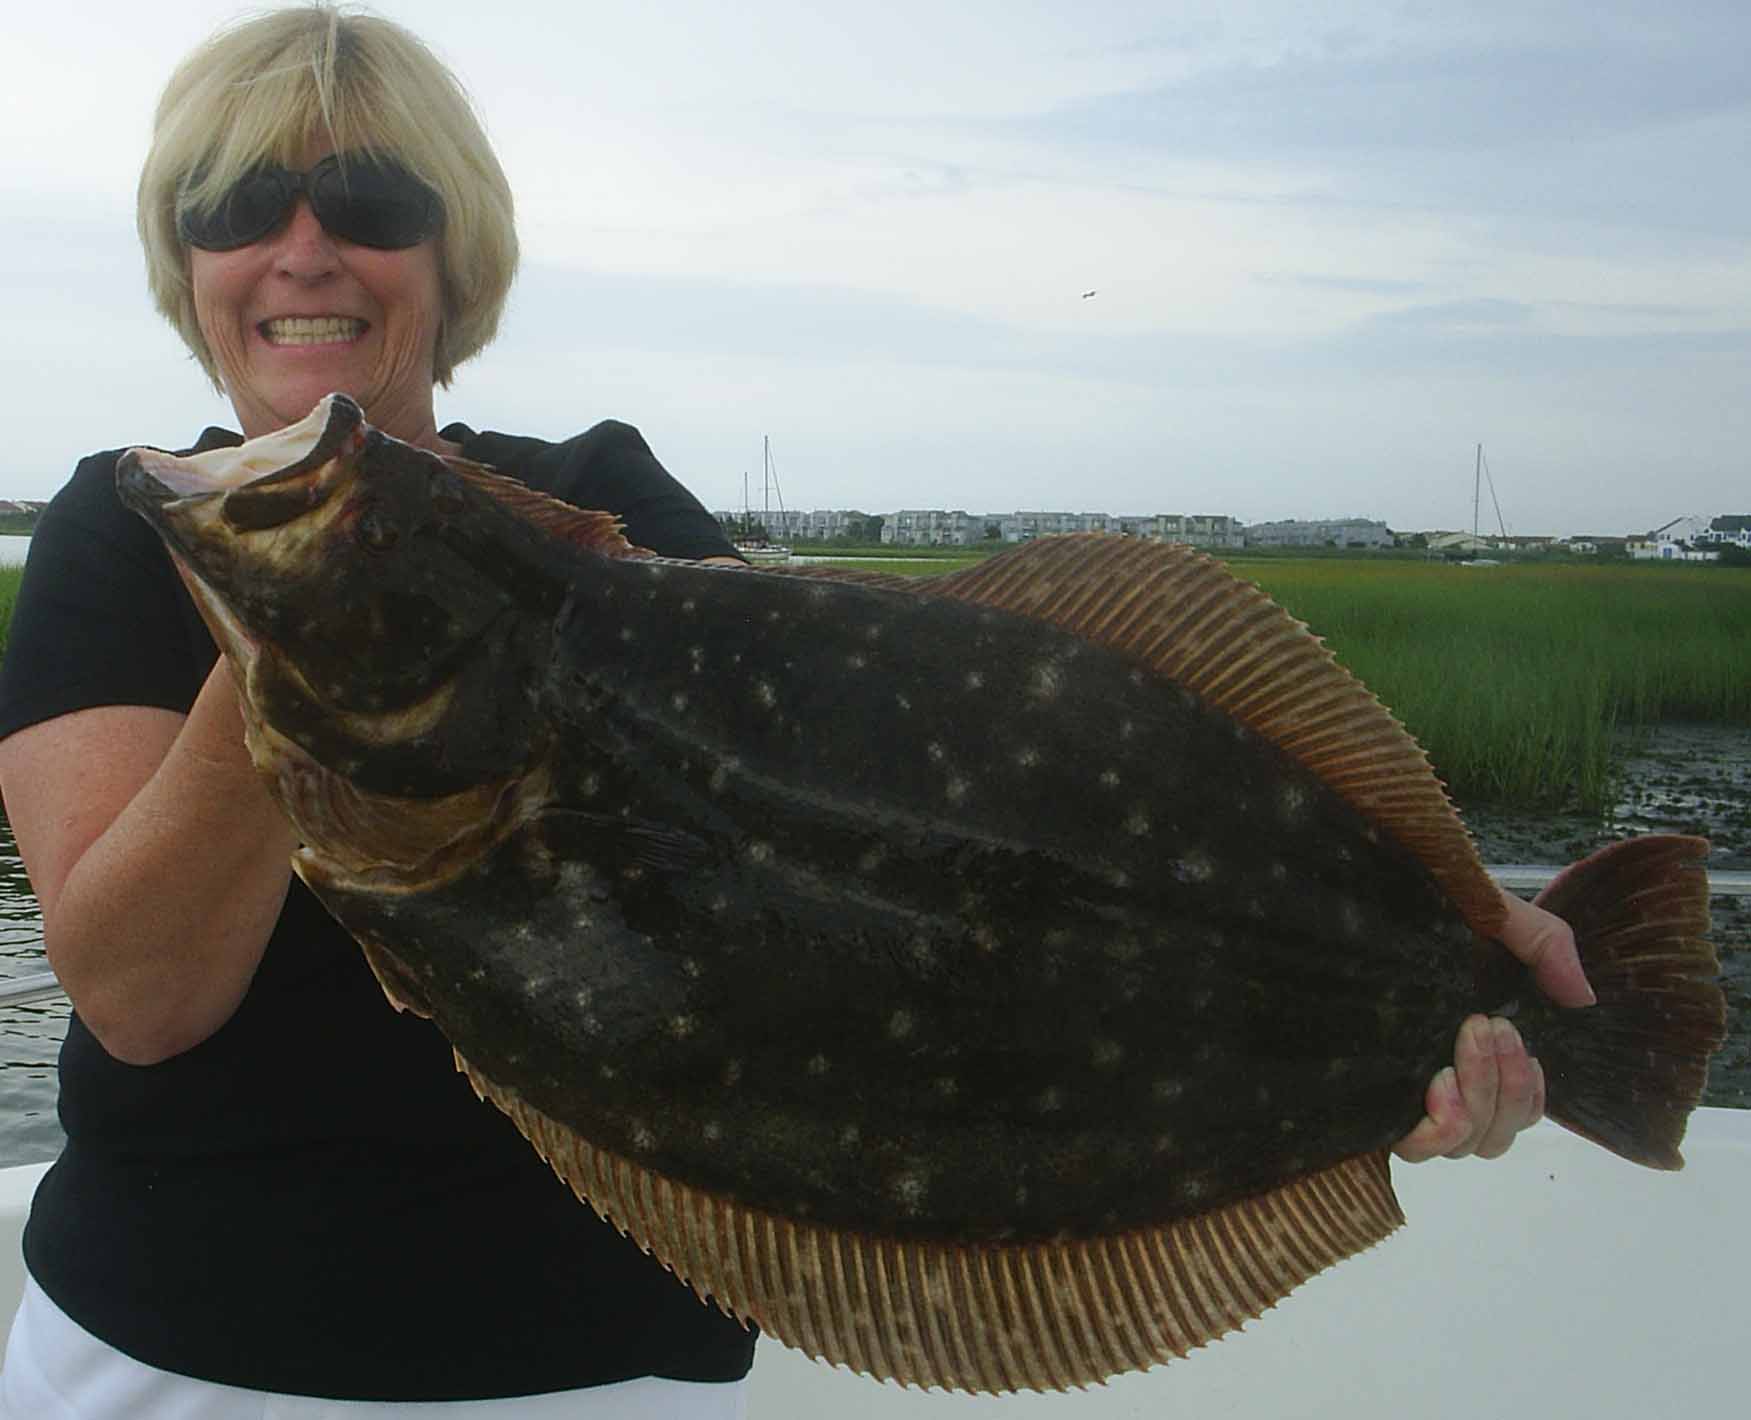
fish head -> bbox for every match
[116,393,565,806]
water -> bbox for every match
[0,812,65,1166]
[0,535,31,567]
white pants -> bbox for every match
[0,1278,750,1419]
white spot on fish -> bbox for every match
[1270,861,1289,883]
[630,1122,656,1151]
[619,626,636,643]
[1172,850,1216,884]
[1106,935,1142,963]
[1016,746,1040,769]
[888,1171,929,1215]
[668,1015,698,1039]
[682,957,704,980]
[1279,783,1309,823]
[926,741,946,764]
[946,776,969,804]
[755,681,777,709]
[579,772,601,798]
[599,1063,618,1081]
[745,840,773,865]
[1153,1078,1185,1103]
[895,692,912,711]
[857,845,887,874]
[688,646,706,674]
[888,1010,915,1041]
[1092,1039,1123,1068]
[681,597,697,614]
[1036,1086,1065,1114]
[840,1125,861,1150]
[846,653,867,671]
[1118,719,1136,741]
[964,670,985,691]
[1125,808,1150,836]
[580,1014,602,1037]
[1339,898,1364,937]
[1191,987,1213,1010]
[702,1121,723,1142]
[670,691,689,713]
[806,1053,831,1076]
[934,1076,959,1098]
[1180,1174,1209,1201]
[1098,769,1120,789]
[708,893,728,914]
[709,756,740,794]
[1030,661,1063,700]
[523,975,549,998]
[971,924,999,954]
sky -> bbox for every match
[4,1,1748,536]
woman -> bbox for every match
[0,6,1582,1415]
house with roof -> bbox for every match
[1697,515,1751,551]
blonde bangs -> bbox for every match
[140,5,517,390]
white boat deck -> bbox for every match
[0,1107,1743,1415]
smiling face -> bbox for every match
[189,143,449,448]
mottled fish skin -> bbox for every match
[114,395,1725,1391]
[120,396,1490,1241]
[315,557,1483,1242]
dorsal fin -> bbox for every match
[453,1050,1405,1392]
[788,535,1503,937]
[440,456,654,559]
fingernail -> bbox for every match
[1492,1018,1522,1055]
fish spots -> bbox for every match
[1118,719,1136,742]
[1338,897,1364,938]
[722,1059,744,1087]
[1172,850,1216,885]
[1030,660,1064,701]
[926,741,947,764]
[688,645,706,674]
[1035,1086,1066,1114]
[670,691,689,714]
[618,626,637,644]
[523,974,550,998]
[1098,769,1120,790]
[945,776,969,805]
[702,1120,723,1143]
[895,692,912,712]
[1092,1038,1124,1069]
[806,1053,832,1076]
[1153,1078,1185,1103]
[578,772,601,799]
[1015,746,1040,769]
[846,653,868,671]
[1105,935,1142,964]
[709,756,740,794]
[1179,1174,1209,1202]
[888,1170,929,1216]
[964,670,985,691]
[857,845,887,874]
[630,1121,657,1152]
[970,924,1000,954]
[744,839,774,866]
[839,1125,861,1150]
[754,680,778,710]
[1278,783,1310,824]
[933,1075,959,1099]
[681,957,705,980]
[887,1009,916,1041]
[1124,808,1151,837]
[680,597,697,615]
[1152,1133,1175,1155]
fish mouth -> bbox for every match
[116,392,366,533]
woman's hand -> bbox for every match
[1393,891,1594,1163]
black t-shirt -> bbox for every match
[0,419,756,1401]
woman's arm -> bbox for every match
[0,660,295,1065]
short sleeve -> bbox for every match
[0,451,213,742]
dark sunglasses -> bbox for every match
[177,151,444,252]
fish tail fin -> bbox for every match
[1508,835,1724,1169]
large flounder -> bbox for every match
[117,395,1725,1391]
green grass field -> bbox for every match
[0,567,20,657]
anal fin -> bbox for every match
[453,1049,1405,1391]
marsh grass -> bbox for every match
[0,567,21,656]
[1234,561,1751,810]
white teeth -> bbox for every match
[262,316,365,345]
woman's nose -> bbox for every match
[272,198,339,276]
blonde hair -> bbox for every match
[139,4,517,388]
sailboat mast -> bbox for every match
[1473,444,1482,540]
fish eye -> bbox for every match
[354,504,399,554]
